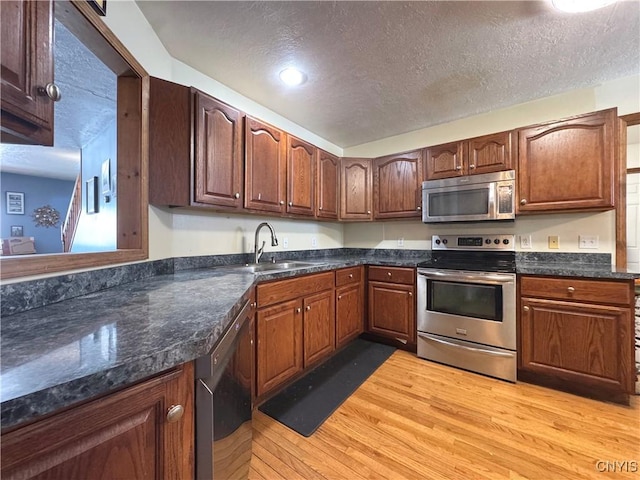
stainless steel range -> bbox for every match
[416,234,516,382]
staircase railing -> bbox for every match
[61,175,82,253]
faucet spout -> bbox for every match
[254,222,278,264]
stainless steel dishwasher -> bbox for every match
[195,297,254,480]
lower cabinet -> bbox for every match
[335,266,364,348]
[255,272,335,398]
[367,266,416,349]
[1,364,194,479]
[519,276,635,404]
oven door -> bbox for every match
[417,268,516,350]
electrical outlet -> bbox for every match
[520,235,532,249]
[311,236,317,248]
[548,235,559,249]
[397,237,404,247]
[579,235,599,249]
[283,237,289,249]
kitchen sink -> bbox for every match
[239,261,321,273]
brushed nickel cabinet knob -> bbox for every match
[455,165,462,170]
[279,200,284,205]
[305,305,311,311]
[166,404,184,423]
[38,82,61,101]
[296,307,301,313]
[469,164,476,169]
[234,192,240,199]
[520,199,527,206]
[567,286,575,293]
[289,201,293,206]
[523,306,530,312]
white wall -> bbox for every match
[105,1,638,263]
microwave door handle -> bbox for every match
[418,333,514,358]
[418,271,514,284]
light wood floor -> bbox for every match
[249,350,640,480]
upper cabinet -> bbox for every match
[424,131,513,180]
[517,109,616,213]
[373,149,422,219]
[316,150,340,220]
[244,116,287,214]
[286,135,316,217]
[194,91,244,209]
[148,77,245,211]
[1,0,56,146]
[340,158,373,221]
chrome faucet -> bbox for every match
[254,222,278,264]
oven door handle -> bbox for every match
[418,333,515,358]
[418,270,514,284]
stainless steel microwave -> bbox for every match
[421,170,515,223]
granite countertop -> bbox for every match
[2,250,637,431]
[0,255,418,430]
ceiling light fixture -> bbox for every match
[551,0,617,12]
[279,67,306,86]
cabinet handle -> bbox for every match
[250,302,256,308]
[387,272,392,277]
[38,82,62,102]
[234,192,240,199]
[349,273,353,278]
[408,292,413,296]
[520,199,527,206]
[296,307,301,313]
[279,200,284,205]
[567,287,575,293]
[305,305,311,311]
[367,210,371,214]
[455,165,462,171]
[523,306,530,312]
[288,201,293,206]
[469,164,476,169]
[319,206,323,210]
[417,206,422,211]
[338,295,342,300]
[166,404,184,423]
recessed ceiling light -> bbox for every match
[279,67,306,86]
[551,0,617,12]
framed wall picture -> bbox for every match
[10,225,23,237]
[87,0,106,16]
[6,192,24,215]
[101,158,111,194]
[86,177,99,214]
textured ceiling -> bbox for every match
[136,0,640,148]
[0,20,116,180]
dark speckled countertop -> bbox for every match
[0,252,419,430]
[1,249,637,431]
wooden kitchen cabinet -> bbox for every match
[424,130,514,180]
[519,275,635,404]
[373,150,423,219]
[317,150,340,219]
[245,116,287,214]
[367,266,416,349]
[1,364,194,479]
[335,266,364,348]
[286,135,316,216]
[255,272,335,398]
[148,77,244,210]
[1,0,55,146]
[517,109,616,213]
[340,158,373,220]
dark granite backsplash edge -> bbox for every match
[1,248,430,317]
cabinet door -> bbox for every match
[467,131,513,175]
[368,281,415,344]
[194,92,244,209]
[286,135,316,216]
[424,141,465,179]
[256,299,303,396]
[340,158,372,220]
[1,365,194,480]
[1,0,54,146]
[317,150,340,219]
[373,150,422,219]
[517,109,616,213]
[303,290,335,366]
[336,283,363,348]
[245,116,287,213]
[520,297,634,395]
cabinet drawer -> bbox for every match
[368,266,415,285]
[520,276,633,306]
[336,266,362,287]
[257,272,334,308]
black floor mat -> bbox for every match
[258,339,396,437]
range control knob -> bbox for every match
[485,239,491,245]
[442,239,448,245]
[503,238,510,245]
[435,239,441,245]
[494,239,500,245]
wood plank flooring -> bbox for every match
[249,350,640,480]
